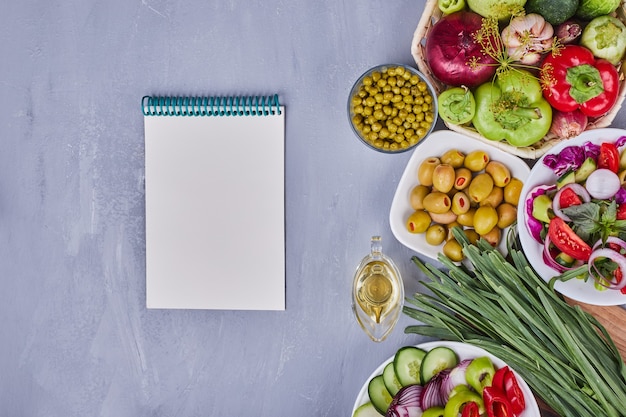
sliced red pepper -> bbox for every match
[492,366,509,392]
[540,45,619,118]
[483,386,513,417]
[598,142,620,173]
[558,187,582,209]
[461,401,480,417]
[548,217,592,261]
[503,369,526,415]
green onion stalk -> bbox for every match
[404,227,626,417]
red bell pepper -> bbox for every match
[461,401,480,417]
[503,369,526,415]
[540,45,619,118]
[483,386,513,417]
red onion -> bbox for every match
[549,109,588,139]
[542,234,583,273]
[593,237,626,252]
[387,385,423,417]
[424,11,498,88]
[420,370,447,410]
[588,248,626,290]
[552,183,591,221]
[440,360,471,402]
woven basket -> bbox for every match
[411,0,626,160]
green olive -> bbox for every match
[429,210,458,225]
[473,205,498,235]
[422,192,452,214]
[406,210,431,234]
[479,186,503,208]
[468,173,494,204]
[451,192,470,215]
[464,150,490,172]
[425,224,447,246]
[409,184,430,210]
[443,239,464,262]
[485,161,511,188]
[497,203,518,229]
[440,149,465,168]
[504,178,523,205]
[457,208,476,227]
[432,164,455,193]
[454,168,472,191]
[481,226,501,247]
[464,228,480,245]
[418,157,440,186]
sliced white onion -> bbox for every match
[552,183,591,221]
[585,169,621,200]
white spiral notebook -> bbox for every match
[142,95,285,310]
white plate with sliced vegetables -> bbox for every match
[517,128,626,306]
[389,130,531,263]
[351,341,540,417]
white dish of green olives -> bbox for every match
[389,131,531,263]
[347,64,438,153]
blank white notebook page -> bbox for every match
[144,107,285,310]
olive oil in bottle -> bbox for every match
[352,236,404,342]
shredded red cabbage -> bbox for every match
[543,141,599,176]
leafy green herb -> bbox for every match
[562,200,626,244]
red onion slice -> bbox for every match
[587,248,626,290]
[387,385,423,417]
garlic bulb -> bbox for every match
[501,13,554,65]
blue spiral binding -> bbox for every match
[142,95,281,117]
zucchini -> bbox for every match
[393,346,426,386]
[419,346,459,384]
[353,401,383,417]
[382,362,402,396]
[367,374,392,415]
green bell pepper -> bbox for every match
[472,70,552,147]
[465,356,496,394]
[443,387,484,417]
[438,0,465,14]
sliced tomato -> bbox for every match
[548,217,592,261]
[558,187,582,209]
[598,142,619,173]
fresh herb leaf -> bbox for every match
[561,202,601,241]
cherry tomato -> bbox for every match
[617,203,626,221]
[598,142,619,173]
[558,187,582,209]
[548,217,592,261]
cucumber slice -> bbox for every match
[353,401,384,417]
[420,346,459,384]
[382,362,402,396]
[367,375,393,415]
[393,346,427,386]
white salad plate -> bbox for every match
[517,128,626,306]
[351,341,540,416]
[389,130,531,262]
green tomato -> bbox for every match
[438,87,476,125]
[472,69,552,147]
[466,0,526,20]
[581,15,626,66]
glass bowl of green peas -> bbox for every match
[348,64,438,153]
